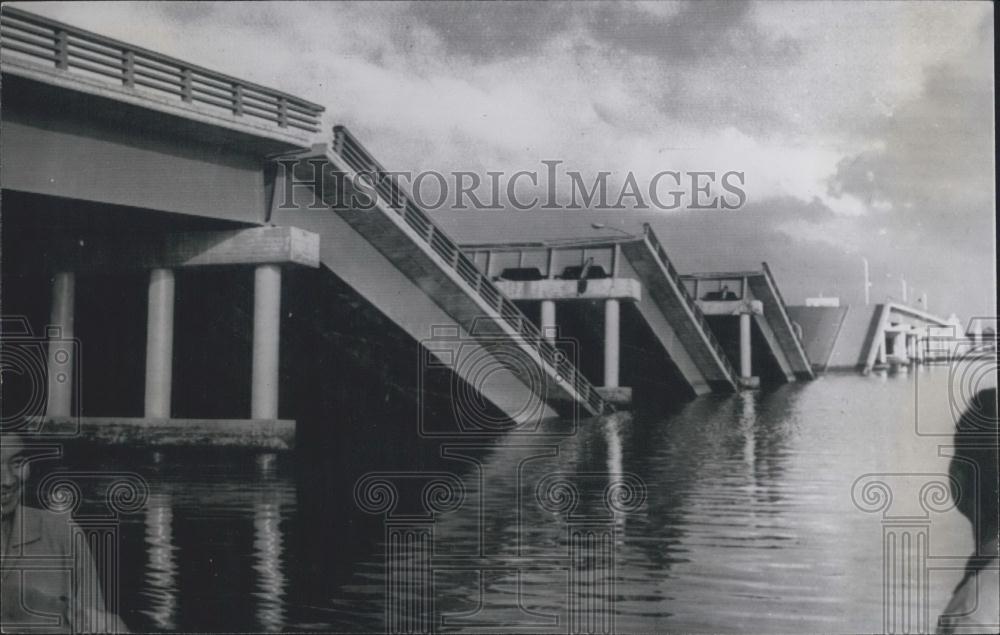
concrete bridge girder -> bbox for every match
[682,268,814,385]
[271,146,604,422]
[493,278,642,303]
[692,285,807,385]
[465,240,738,396]
[493,277,641,393]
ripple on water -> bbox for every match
[59,364,990,632]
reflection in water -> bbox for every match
[253,501,287,632]
[738,390,756,469]
[604,415,626,535]
[142,492,178,631]
[84,363,989,632]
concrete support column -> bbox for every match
[877,337,887,365]
[46,272,75,417]
[893,332,908,362]
[144,268,175,418]
[970,320,982,346]
[540,300,557,343]
[739,311,753,380]
[915,335,924,362]
[603,299,620,388]
[252,265,282,419]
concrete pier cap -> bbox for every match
[493,278,642,302]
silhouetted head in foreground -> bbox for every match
[938,387,999,634]
[949,387,999,554]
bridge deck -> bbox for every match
[785,305,851,372]
[462,225,740,395]
[682,266,815,380]
[271,129,606,421]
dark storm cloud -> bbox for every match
[408,1,799,64]
[155,2,310,40]
[406,0,578,60]
[589,0,799,63]
[154,2,217,23]
[588,1,802,136]
[406,0,802,135]
[829,56,994,250]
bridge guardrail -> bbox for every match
[1,7,323,133]
[641,224,740,383]
[332,125,608,415]
[760,261,812,367]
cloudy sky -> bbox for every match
[18,1,995,321]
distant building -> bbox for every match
[805,296,841,307]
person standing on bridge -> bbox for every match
[937,387,999,633]
[1,433,129,633]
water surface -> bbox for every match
[54,363,991,632]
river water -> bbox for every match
[50,362,993,632]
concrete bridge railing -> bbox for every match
[640,224,740,383]
[1,7,324,134]
[331,125,609,415]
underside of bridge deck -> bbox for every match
[2,193,534,454]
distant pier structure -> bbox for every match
[786,302,969,373]
[0,7,606,450]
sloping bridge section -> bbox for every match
[680,267,815,381]
[462,226,739,396]
[785,305,851,372]
[270,127,607,421]
[622,229,740,392]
